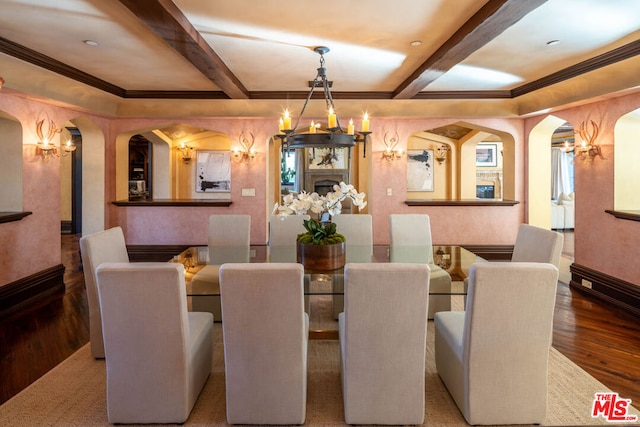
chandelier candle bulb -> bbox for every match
[310,121,316,133]
[347,119,354,135]
[328,108,337,129]
[361,113,370,132]
[278,118,284,133]
[283,110,291,130]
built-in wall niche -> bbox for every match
[0,114,23,215]
[410,123,514,201]
[128,135,151,200]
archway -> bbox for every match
[528,115,567,228]
[614,109,640,210]
[0,111,23,212]
[69,117,105,236]
[410,121,516,201]
[115,124,232,201]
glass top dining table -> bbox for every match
[174,244,483,297]
[175,245,482,338]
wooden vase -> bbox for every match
[296,242,346,271]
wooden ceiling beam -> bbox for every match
[393,0,547,99]
[117,0,249,99]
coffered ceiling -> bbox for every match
[1,0,640,118]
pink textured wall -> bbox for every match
[0,94,67,284]
[525,92,640,286]
[2,89,639,293]
[368,117,524,245]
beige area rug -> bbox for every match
[1,293,638,426]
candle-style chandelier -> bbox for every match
[276,46,371,157]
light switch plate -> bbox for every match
[242,188,255,196]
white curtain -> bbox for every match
[551,147,571,199]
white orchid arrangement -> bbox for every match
[274,182,367,245]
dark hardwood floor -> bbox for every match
[1,233,639,408]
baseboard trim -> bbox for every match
[126,245,192,262]
[0,264,65,319]
[461,244,513,261]
[570,263,640,317]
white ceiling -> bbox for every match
[1,0,640,118]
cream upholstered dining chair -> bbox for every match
[389,213,452,318]
[268,213,309,247]
[220,263,308,425]
[95,262,213,424]
[339,263,430,425]
[79,226,129,359]
[330,214,373,319]
[435,262,559,425]
[268,214,311,313]
[512,223,564,266]
[463,223,564,307]
[191,214,250,320]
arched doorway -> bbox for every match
[528,115,568,228]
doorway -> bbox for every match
[61,127,82,235]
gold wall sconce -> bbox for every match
[61,138,77,154]
[381,131,403,162]
[233,131,257,162]
[0,76,4,90]
[35,118,76,162]
[435,144,450,164]
[177,142,194,164]
[570,120,602,161]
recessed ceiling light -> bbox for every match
[410,40,422,47]
[83,40,99,46]
[546,40,560,46]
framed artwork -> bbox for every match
[306,147,348,169]
[407,149,434,191]
[196,150,231,193]
[476,143,498,167]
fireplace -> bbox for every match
[476,185,495,199]
[476,170,502,199]
[314,179,339,196]
[303,165,351,213]
[304,171,348,192]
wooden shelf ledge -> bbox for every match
[0,212,33,224]
[405,199,519,206]
[605,210,640,222]
[112,199,232,207]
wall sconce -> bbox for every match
[35,118,69,162]
[62,138,77,154]
[233,131,256,162]
[571,120,602,161]
[435,144,450,164]
[0,76,4,91]
[177,142,194,164]
[381,131,403,162]
[434,247,451,269]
